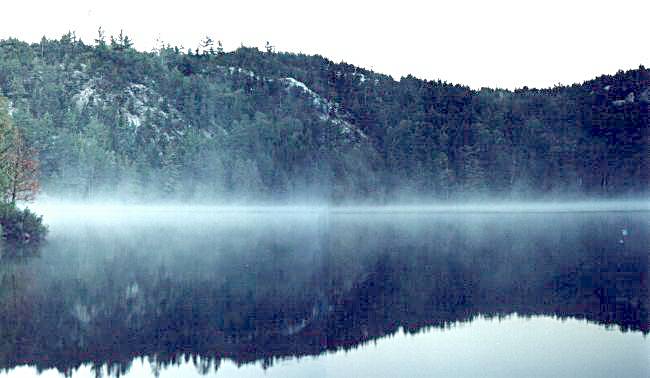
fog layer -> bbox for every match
[2,203,647,376]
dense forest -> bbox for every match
[0,32,647,202]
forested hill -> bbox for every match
[0,34,647,202]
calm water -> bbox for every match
[1,205,648,377]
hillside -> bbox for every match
[0,34,647,202]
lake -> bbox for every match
[1,204,648,377]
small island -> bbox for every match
[0,97,46,249]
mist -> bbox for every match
[2,203,647,377]
[25,197,650,222]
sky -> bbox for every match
[1,0,648,89]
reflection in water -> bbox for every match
[0,209,648,377]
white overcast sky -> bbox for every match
[1,0,648,89]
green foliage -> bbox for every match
[0,203,47,246]
[0,36,647,201]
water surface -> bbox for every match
[1,205,648,377]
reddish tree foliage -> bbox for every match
[3,130,40,204]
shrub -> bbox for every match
[0,203,47,245]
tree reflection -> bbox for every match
[0,213,647,376]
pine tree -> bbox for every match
[161,145,181,197]
[94,27,106,47]
[200,36,214,55]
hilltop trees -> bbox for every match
[0,35,647,202]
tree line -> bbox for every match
[0,33,647,202]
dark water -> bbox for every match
[1,206,648,377]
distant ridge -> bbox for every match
[0,35,647,202]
